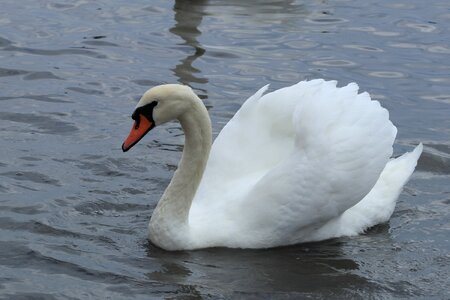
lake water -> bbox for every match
[1,0,449,299]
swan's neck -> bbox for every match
[149,97,211,250]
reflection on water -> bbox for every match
[170,0,208,86]
[0,0,449,299]
[145,240,383,298]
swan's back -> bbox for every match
[191,80,399,248]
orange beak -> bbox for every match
[122,114,154,152]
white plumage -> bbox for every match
[123,79,422,250]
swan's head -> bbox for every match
[122,84,196,152]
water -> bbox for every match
[1,0,449,299]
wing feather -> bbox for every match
[192,80,397,247]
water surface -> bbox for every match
[1,0,449,299]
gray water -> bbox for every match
[1,0,449,299]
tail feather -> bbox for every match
[308,143,423,241]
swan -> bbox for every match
[121,79,422,251]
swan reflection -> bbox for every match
[170,0,208,87]
[145,240,383,297]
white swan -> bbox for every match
[122,79,422,251]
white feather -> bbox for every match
[133,80,422,250]
[189,80,420,248]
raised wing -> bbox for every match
[192,80,397,247]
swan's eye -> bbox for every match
[142,101,158,117]
[131,111,140,129]
[131,101,158,129]
[149,101,158,113]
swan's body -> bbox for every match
[122,80,422,250]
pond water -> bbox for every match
[1,0,449,299]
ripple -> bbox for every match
[0,36,12,47]
[390,43,450,54]
[82,40,119,47]
[74,200,150,216]
[284,40,319,49]
[131,79,162,87]
[54,156,146,177]
[306,17,348,24]
[0,242,132,285]
[312,60,356,67]
[421,95,450,104]
[47,2,76,10]
[206,50,240,59]
[11,183,39,191]
[368,71,404,78]
[348,26,376,32]
[0,171,61,186]
[389,43,421,49]
[427,78,450,84]
[404,23,436,33]
[0,67,28,77]
[0,184,10,193]
[428,46,450,54]
[343,45,384,52]
[417,144,450,174]
[0,205,45,215]
[0,112,78,134]
[66,87,104,95]
[3,45,107,59]
[232,64,266,75]
[372,31,400,37]
[382,3,416,9]
[122,187,146,195]
[0,218,80,238]
[0,219,116,246]
[0,94,70,103]
[20,156,42,162]
[23,71,63,80]
[3,292,59,300]
[269,72,302,82]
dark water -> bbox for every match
[1,0,449,299]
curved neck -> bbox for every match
[149,95,211,250]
